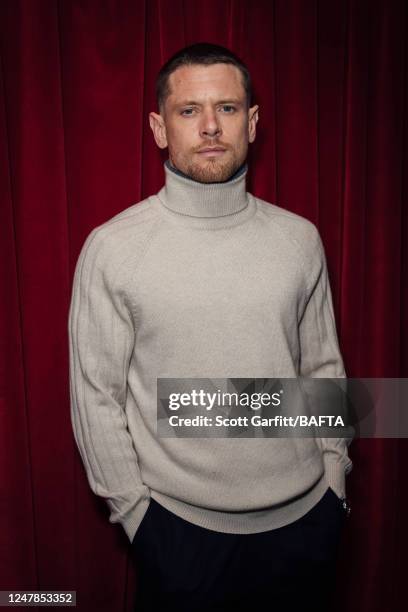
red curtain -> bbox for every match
[1,1,407,610]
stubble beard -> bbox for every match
[182,151,243,183]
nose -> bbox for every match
[199,108,222,139]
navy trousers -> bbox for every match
[131,486,347,612]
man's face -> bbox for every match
[149,63,259,183]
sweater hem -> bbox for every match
[149,472,330,534]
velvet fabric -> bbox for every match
[1,1,407,611]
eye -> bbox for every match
[220,105,236,113]
[180,108,195,116]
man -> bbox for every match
[68,42,353,611]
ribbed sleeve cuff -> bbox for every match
[323,457,347,499]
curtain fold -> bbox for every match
[1,1,406,610]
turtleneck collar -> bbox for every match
[157,158,251,221]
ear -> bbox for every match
[149,111,168,149]
[248,104,259,144]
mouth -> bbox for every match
[197,147,227,158]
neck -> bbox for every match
[158,158,250,223]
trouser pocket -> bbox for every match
[131,499,154,548]
[326,486,348,517]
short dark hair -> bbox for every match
[156,42,252,113]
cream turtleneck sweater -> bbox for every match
[68,159,353,543]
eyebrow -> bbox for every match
[176,99,243,107]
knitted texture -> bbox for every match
[68,161,353,543]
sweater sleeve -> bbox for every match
[298,228,353,499]
[68,228,150,542]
